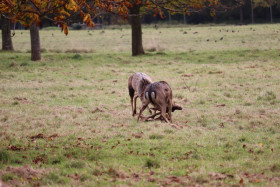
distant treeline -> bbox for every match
[141,1,280,25]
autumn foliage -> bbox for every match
[1,0,130,35]
[0,0,238,35]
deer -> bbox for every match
[137,81,182,123]
[146,102,182,121]
[128,72,153,116]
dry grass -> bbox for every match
[0,24,280,186]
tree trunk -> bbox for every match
[168,12,171,24]
[1,16,14,51]
[213,14,217,23]
[30,23,41,61]
[270,5,273,23]
[251,1,254,24]
[129,3,144,56]
[239,7,244,24]
[183,14,187,24]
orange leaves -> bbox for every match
[61,23,68,35]
[239,178,244,184]
[88,21,95,28]
[64,26,68,35]
[82,13,94,28]
[83,13,90,22]
[1,0,225,36]
[65,0,78,12]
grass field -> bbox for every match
[0,24,280,186]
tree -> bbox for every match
[253,0,277,22]
[124,0,224,56]
[30,23,41,61]
[125,0,245,56]
[1,0,131,59]
[129,1,144,56]
[0,0,102,60]
[1,15,14,51]
[1,0,243,57]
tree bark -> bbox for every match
[1,16,14,51]
[30,23,41,61]
[270,5,273,23]
[129,3,144,56]
[239,7,244,24]
[251,1,254,24]
[168,12,171,24]
[183,14,187,24]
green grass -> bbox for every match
[0,24,280,186]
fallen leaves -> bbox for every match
[68,173,81,180]
[7,145,21,151]
[29,133,59,141]
[241,172,265,183]
[32,155,47,164]
[216,104,226,107]
[5,165,46,182]
[181,74,194,77]
[239,178,244,184]
[132,132,144,139]
[209,173,234,180]
[30,133,45,140]
[92,107,105,113]
[13,97,33,104]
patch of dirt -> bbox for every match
[111,124,125,128]
[6,165,45,180]
[209,172,228,180]
[132,132,144,138]
[216,104,226,107]
[108,168,129,179]
[47,133,59,140]
[13,97,34,104]
[6,145,22,151]
[68,173,81,180]
[131,173,142,182]
[0,180,9,187]
[92,107,105,113]
[240,172,280,184]
[241,172,265,183]
[182,74,194,77]
[30,133,45,139]
[161,175,190,186]
[28,133,59,141]
[0,165,47,186]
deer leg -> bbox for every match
[144,111,161,121]
[133,95,138,116]
[137,102,149,122]
[148,106,153,114]
[168,101,172,123]
[161,104,170,123]
[130,95,134,116]
[128,85,135,116]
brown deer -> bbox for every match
[147,102,182,121]
[128,72,153,116]
[137,81,180,123]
